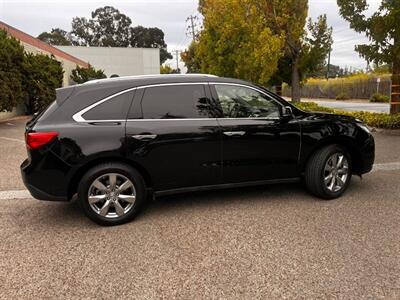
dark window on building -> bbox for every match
[141,85,215,119]
[82,90,134,120]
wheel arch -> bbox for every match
[301,136,363,175]
[67,157,153,200]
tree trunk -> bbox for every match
[276,83,283,96]
[391,59,400,114]
[291,56,301,102]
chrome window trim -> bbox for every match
[73,81,282,123]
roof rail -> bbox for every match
[83,73,219,85]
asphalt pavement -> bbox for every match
[0,118,400,299]
[313,99,390,114]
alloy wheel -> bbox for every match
[323,153,349,193]
[88,173,136,219]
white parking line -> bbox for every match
[372,162,400,172]
[0,190,31,200]
[0,162,399,200]
[0,136,25,144]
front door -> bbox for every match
[210,83,301,183]
[125,83,222,191]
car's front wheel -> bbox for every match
[305,145,352,199]
[78,163,146,225]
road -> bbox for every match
[284,97,390,113]
[0,119,400,299]
[313,99,390,114]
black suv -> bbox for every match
[21,74,375,225]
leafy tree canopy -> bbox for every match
[22,53,64,113]
[70,64,107,84]
[160,64,180,74]
[37,6,172,64]
[130,26,172,64]
[0,30,26,112]
[337,0,399,67]
[37,28,72,46]
[71,6,132,47]
[196,0,284,86]
[181,41,201,73]
[337,0,400,113]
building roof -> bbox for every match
[0,21,88,68]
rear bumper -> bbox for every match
[21,158,69,201]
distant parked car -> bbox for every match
[21,74,375,225]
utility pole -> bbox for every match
[186,15,199,41]
[174,50,181,73]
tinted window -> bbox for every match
[141,85,214,119]
[82,91,134,120]
[215,85,281,118]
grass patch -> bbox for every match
[293,102,400,129]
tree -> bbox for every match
[70,64,107,84]
[258,2,332,101]
[196,0,284,86]
[71,6,132,47]
[337,0,400,113]
[130,26,172,64]
[37,28,72,46]
[181,41,201,73]
[160,64,179,74]
[22,53,64,113]
[69,6,172,64]
[0,30,26,112]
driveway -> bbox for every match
[0,118,400,299]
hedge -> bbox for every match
[293,102,400,130]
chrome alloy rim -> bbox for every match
[88,173,136,219]
[324,153,349,192]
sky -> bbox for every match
[0,0,381,71]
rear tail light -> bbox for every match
[26,132,59,150]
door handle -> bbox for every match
[131,134,158,141]
[223,131,246,137]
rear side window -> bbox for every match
[82,90,134,121]
[141,85,214,119]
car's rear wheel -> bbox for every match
[78,163,146,225]
[305,145,352,199]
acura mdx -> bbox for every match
[21,74,375,225]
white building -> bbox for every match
[57,46,160,77]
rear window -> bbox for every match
[141,85,212,119]
[82,91,134,121]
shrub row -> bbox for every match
[293,102,400,129]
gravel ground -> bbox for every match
[0,119,399,299]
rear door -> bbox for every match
[125,83,222,191]
[210,83,301,183]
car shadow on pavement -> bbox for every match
[139,182,313,219]
[36,179,365,227]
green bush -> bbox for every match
[23,53,64,113]
[0,30,26,112]
[294,102,400,129]
[370,93,390,103]
[335,92,350,100]
[71,64,106,84]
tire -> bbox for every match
[78,162,146,226]
[304,145,352,200]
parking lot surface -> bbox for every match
[0,119,399,299]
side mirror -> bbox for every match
[281,106,293,118]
